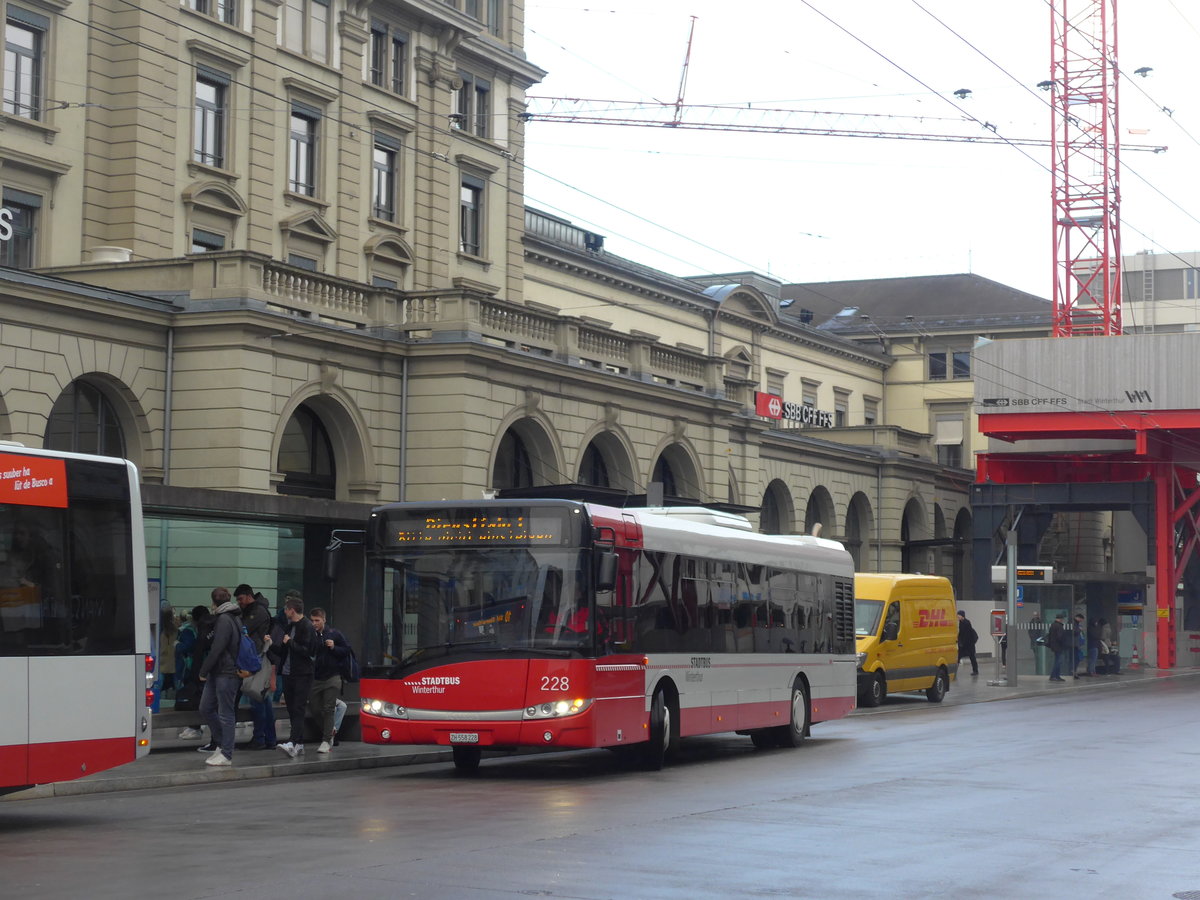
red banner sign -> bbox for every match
[0,454,68,508]
[755,391,784,419]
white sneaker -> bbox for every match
[206,750,224,764]
[317,741,331,754]
[276,742,293,757]
[178,727,202,740]
[291,744,304,758]
[206,754,231,767]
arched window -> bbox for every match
[278,403,335,498]
[578,442,610,487]
[651,455,678,498]
[44,381,125,456]
[493,429,533,489]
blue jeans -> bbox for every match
[248,694,276,746]
[1087,645,1099,675]
[1050,649,1066,679]
[200,675,240,760]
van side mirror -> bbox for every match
[595,550,617,592]
[881,622,899,642]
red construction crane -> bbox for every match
[1049,0,1122,335]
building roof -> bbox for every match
[779,273,1051,334]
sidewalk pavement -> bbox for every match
[7,664,1198,802]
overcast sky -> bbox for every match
[520,0,1200,299]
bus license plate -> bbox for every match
[449,732,479,744]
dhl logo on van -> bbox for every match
[915,608,949,628]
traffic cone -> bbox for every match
[1129,643,1141,670]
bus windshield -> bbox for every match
[377,546,593,666]
[855,598,884,637]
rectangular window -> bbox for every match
[834,395,848,427]
[287,252,317,271]
[952,350,971,379]
[929,350,947,380]
[452,72,490,138]
[465,0,480,18]
[488,0,502,36]
[863,398,878,426]
[1186,268,1200,300]
[188,0,237,25]
[190,228,225,253]
[460,175,483,256]
[4,8,48,121]
[367,22,408,96]
[288,106,319,195]
[934,414,965,468]
[193,69,228,167]
[371,134,399,221]
[0,188,40,269]
[283,0,328,62]
[930,349,971,380]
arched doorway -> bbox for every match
[901,497,928,573]
[577,431,637,492]
[804,485,835,537]
[845,492,874,571]
[492,418,560,490]
[650,443,701,502]
[760,479,794,535]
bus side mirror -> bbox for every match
[595,550,617,592]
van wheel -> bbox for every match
[926,667,948,703]
[774,679,810,748]
[452,746,482,773]
[860,671,886,708]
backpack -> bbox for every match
[235,625,262,677]
[339,644,361,684]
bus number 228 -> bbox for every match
[540,676,570,691]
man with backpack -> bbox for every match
[197,587,242,767]
[957,610,979,676]
[235,584,276,750]
[307,607,351,754]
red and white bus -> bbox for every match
[358,500,856,770]
[0,444,153,794]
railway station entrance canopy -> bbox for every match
[971,333,1200,667]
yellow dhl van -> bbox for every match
[855,573,958,707]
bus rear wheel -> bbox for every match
[452,746,482,773]
[774,679,810,748]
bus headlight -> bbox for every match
[362,698,407,719]
[523,698,592,720]
[856,651,866,668]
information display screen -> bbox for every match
[382,506,575,548]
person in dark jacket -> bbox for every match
[274,593,319,759]
[197,587,242,766]
[307,607,350,754]
[235,584,275,750]
[1046,612,1069,681]
[957,610,979,676]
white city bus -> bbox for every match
[0,444,153,794]
[357,500,857,770]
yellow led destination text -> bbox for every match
[394,514,557,544]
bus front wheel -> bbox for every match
[775,679,810,748]
[641,686,676,770]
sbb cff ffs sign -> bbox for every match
[754,391,834,428]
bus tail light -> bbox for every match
[145,654,156,684]
[145,688,155,707]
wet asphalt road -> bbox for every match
[4,676,1198,899]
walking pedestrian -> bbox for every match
[957,610,979,676]
[273,593,319,759]
[1046,612,1069,681]
[235,584,275,750]
[307,607,350,754]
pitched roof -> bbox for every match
[779,273,1051,333]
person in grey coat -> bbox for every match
[198,587,242,766]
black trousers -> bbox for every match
[960,648,978,674]
[282,673,314,744]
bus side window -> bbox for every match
[881,603,901,641]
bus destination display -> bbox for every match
[388,509,568,546]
